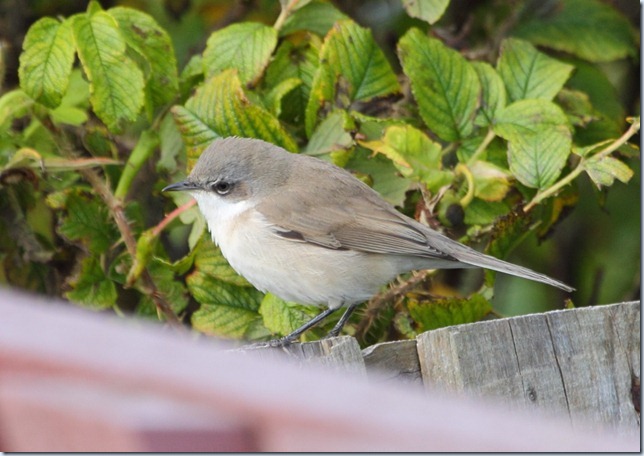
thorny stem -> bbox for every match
[524,118,640,212]
[355,271,432,340]
[152,199,196,238]
[40,119,183,329]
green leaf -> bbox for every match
[464,199,511,226]
[507,128,571,189]
[187,237,263,338]
[556,88,596,127]
[306,19,400,136]
[470,160,512,201]
[360,125,453,192]
[0,90,35,128]
[173,70,297,169]
[57,192,119,253]
[472,62,506,126]
[280,0,349,37]
[494,99,571,189]
[65,255,118,310]
[398,28,480,141]
[494,99,570,139]
[304,110,355,156]
[265,36,321,123]
[19,17,75,108]
[72,12,145,132]
[265,77,302,118]
[514,0,637,63]
[408,293,492,332]
[484,210,534,287]
[584,155,633,189]
[402,0,449,24]
[109,7,179,114]
[259,294,318,337]
[497,38,573,103]
[137,258,188,316]
[203,22,277,85]
[345,148,412,207]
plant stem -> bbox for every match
[273,0,301,31]
[467,127,496,166]
[524,118,641,212]
[114,129,159,201]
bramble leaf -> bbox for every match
[19,17,75,108]
[515,0,637,63]
[306,19,400,135]
[398,28,480,141]
[203,22,277,85]
[408,293,492,332]
[72,12,145,132]
[402,0,449,24]
[497,38,573,102]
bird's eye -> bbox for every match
[210,180,233,195]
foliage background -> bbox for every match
[0,0,639,346]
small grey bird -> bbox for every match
[164,137,573,346]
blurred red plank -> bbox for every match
[0,288,639,452]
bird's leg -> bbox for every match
[325,302,359,338]
[257,306,341,348]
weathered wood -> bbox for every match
[362,340,422,385]
[417,301,640,431]
[236,336,366,376]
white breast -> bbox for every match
[191,192,411,308]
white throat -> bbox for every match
[191,191,254,247]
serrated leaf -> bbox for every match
[65,255,117,309]
[584,155,633,189]
[192,304,261,339]
[507,128,571,189]
[173,70,297,169]
[345,148,412,207]
[472,61,506,126]
[494,99,570,139]
[58,192,119,253]
[398,28,480,141]
[470,160,512,201]
[0,90,34,128]
[484,210,534,287]
[497,38,573,103]
[306,19,400,136]
[265,37,321,123]
[556,88,596,127]
[494,100,572,188]
[72,12,145,132]
[187,237,263,338]
[407,293,492,332]
[19,17,75,108]
[402,0,449,24]
[304,110,354,156]
[203,22,277,85]
[259,294,317,337]
[109,7,179,114]
[280,0,348,36]
[360,125,452,192]
[464,199,511,226]
[514,0,637,63]
[137,258,188,316]
[265,77,302,118]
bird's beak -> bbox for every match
[162,180,200,192]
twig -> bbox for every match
[524,118,640,212]
[355,271,432,340]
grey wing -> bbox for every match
[257,188,456,261]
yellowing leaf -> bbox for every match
[19,17,75,108]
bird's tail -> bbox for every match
[449,244,574,292]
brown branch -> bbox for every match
[355,271,432,340]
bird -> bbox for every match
[164,137,573,346]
